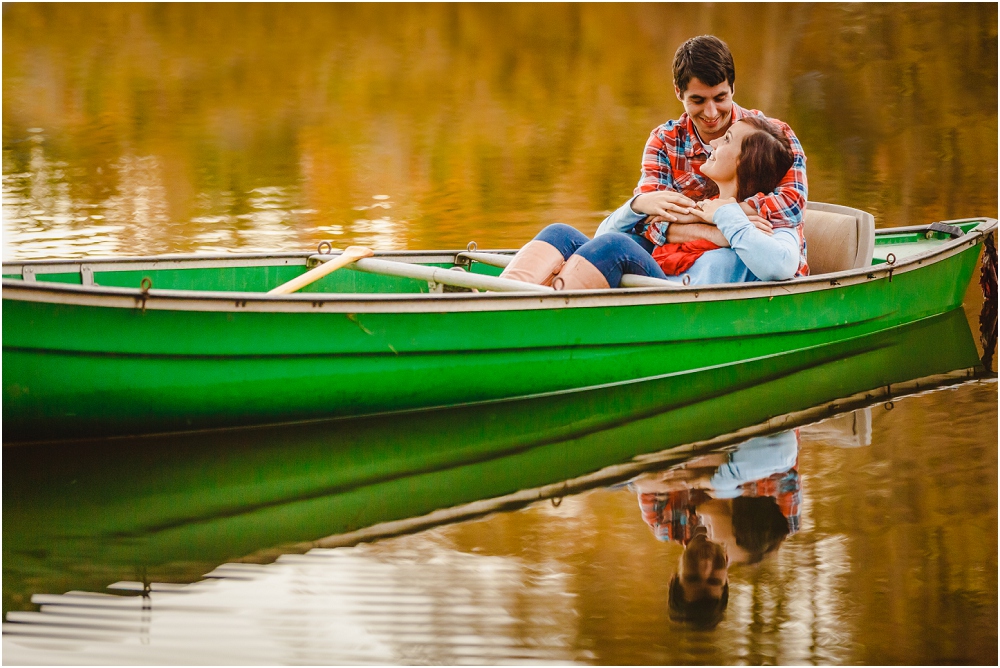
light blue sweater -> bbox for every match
[595,199,801,284]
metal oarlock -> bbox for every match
[139,277,152,313]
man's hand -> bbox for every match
[647,210,703,225]
[631,191,696,222]
[665,223,729,246]
[746,215,774,235]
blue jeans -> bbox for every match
[534,224,666,287]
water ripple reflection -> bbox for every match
[5,547,593,665]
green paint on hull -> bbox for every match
[1,226,988,441]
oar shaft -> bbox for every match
[459,250,684,288]
[352,258,554,292]
[268,246,373,295]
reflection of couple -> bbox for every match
[500,35,808,289]
[630,431,801,628]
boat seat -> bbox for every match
[803,202,875,274]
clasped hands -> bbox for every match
[632,191,773,235]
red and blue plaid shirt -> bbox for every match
[635,103,810,277]
[637,464,800,544]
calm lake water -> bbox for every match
[2,3,997,665]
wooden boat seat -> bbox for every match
[803,202,875,274]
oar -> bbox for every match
[268,246,374,295]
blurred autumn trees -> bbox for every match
[3,3,996,254]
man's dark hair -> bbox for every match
[672,35,736,94]
[667,574,729,630]
[731,496,790,565]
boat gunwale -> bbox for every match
[2,217,995,315]
[1,216,991,272]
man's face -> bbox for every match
[675,77,734,142]
[678,529,729,602]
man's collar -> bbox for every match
[681,103,750,158]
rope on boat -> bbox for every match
[980,232,998,371]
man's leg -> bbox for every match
[624,229,656,254]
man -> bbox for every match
[667,525,730,629]
[632,430,801,628]
[596,35,809,278]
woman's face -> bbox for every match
[700,120,754,183]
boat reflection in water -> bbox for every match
[2,308,994,663]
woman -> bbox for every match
[500,116,802,289]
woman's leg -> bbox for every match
[500,223,590,285]
[534,223,591,258]
[554,232,668,289]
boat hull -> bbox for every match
[2,222,992,442]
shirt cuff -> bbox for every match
[626,194,645,217]
[644,220,670,244]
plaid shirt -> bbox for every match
[638,489,700,544]
[635,458,801,544]
[635,103,810,277]
[740,464,801,536]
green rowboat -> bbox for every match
[2,207,995,442]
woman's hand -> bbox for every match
[691,198,774,235]
[691,197,737,223]
[631,191,697,222]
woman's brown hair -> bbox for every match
[735,116,794,202]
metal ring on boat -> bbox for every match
[886,253,896,266]
[551,497,563,508]
[884,401,894,411]
[682,274,691,286]
[317,241,333,255]
[467,241,477,252]
[552,276,565,291]
[138,277,152,313]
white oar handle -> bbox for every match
[268,246,374,295]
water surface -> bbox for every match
[2,4,997,665]
[4,382,996,665]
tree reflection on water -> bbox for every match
[2,3,997,259]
